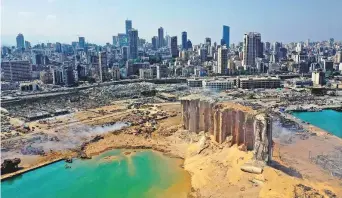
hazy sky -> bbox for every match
[1,0,342,46]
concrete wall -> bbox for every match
[181,98,272,162]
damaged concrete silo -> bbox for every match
[180,96,272,162]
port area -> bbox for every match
[1,85,342,197]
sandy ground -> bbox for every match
[2,102,342,198]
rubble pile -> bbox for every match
[311,148,342,179]
[3,83,157,119]
[1,158,21,174]
[118,107,176,137]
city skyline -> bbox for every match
[2,0,342,46]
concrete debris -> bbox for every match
[240,164,263,174]
[21,145,45,155]
[294,184,327,198]
[1,158,21,175]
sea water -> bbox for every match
[292,110,342,138]
[1,150,191,198]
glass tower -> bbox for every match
[222,25,230,47]
[182,31,187,50]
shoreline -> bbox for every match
[1,158,64,181]
[2,101,342,197]
[275,109,341,138]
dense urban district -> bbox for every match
[1,20,342,198]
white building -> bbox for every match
[187,79,203,87]
[139,68,153,79]
[312,70,325,86]
[203,79,235,90]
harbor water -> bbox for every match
[292,110,342,138]
[1,150,191,198]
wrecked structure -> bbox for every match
[181,95,272,162]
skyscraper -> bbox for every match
[55,42,62,53]
[118,33,128,47]
[265,42,271,53]
[182,32,187,50]
[79,37,85,49]
[99,51,108,82]
[158,27,164,48]
[171,36,178,58]
[25,41,31,50]
[218,46,228,74]
[205,38,211,47]
[273,42,281,53]
[222,25,230,47]
[122,46,128,61]
[205,37,211,55]
[112,36,118,46]
[187,40,192,49]
[16,33,25,49]
[243,32,262,67]
[165,35,171,48]
[152,36,158,50]
[128,29,138,59]
[125,20,132,35]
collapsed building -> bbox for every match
[181,95,272,162]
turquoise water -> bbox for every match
[292,110,342,138]
[1,150,191,198]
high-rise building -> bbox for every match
[99,51,108,82]
[112,36,118,46]
[125,20,132,35]
[55,42,62,53]
[182,32,187,50]
[295,43,302,53]
[279,47,287,60]
[218,46,228,74]
[118,33,128,47]
[243,32,262,67]
[335,51,342,63]
[323,60,334,72]
[273,42,281,53]
[171,36,178,58]
[128,29,138,59]
[200,48,208,62]
[158,27,164,48]
[265,42,271,53]
[205,38,211,47]
[122,46,128,61]
[152,36,158,50]
[312,70,325,86]
[79,37,85,49]
[205,38,212,55]
[187,40,192,50]
[165,35,171,48]
[220,39,225,46]
[16,33,25,49]
[222,25,230,47]
[25,41,31,50]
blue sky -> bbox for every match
[1,0,342,46]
